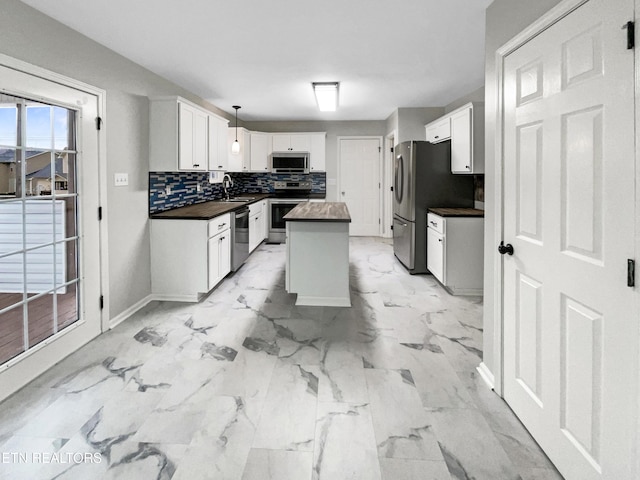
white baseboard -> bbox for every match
[295,295,351,307]
[476,362,495,390]
[108,292,202,330]
[150,293,202,303]
[108,294,154,330]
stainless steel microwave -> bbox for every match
[270,152,310,173]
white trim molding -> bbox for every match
[108,294,154,330]
[476,362,495,390]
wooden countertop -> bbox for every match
[150,193,272,220]
[284,202,351,223]
[428,207,485,217]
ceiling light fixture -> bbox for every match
[312,82,339,112]
[231,105,241,154]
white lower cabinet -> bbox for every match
[262,200,268,240]
[426,227,445,283]
[426,212,483,295]
[208,229,231,291]
[151,214,231,301]
[248,201,264,252]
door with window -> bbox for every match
[501,0,637,478]
[0,62,102,397]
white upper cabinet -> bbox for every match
[250,132,270,172]
[272,133,311,152]
[227,127,251,172]
[178,102,208,171]
[150,96,228,172]
[309,133,326,172]
[424,102,484,174]
[208,115,230,171]
[450,103,484,174]
[425,117,451,144]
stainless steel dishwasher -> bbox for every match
[231,206,250,271]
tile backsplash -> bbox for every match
[149,171,327,214]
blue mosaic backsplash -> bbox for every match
[149,171,326,214]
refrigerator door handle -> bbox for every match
[394,154,404,204]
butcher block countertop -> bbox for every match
[428,207,485,218]
[284,202,351,223]
[150,193,271,220]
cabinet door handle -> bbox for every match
[438,238,442,243]
[434,135,439,139]
[193,164,199,168]
[218,223,226,229]
[465,165,470,169]
[219,236,225,241]
[430,221,437,227]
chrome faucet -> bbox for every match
[222,174,233,201]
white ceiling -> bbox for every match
[20,0,493,122]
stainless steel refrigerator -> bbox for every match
[393,140,474,274]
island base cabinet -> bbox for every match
[286,221,350,307]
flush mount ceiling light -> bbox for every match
[231,105,241,154]
[312,82,339,112]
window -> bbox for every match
[0,94,79,364]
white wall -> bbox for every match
[482,0,563,380]
[444,86,485,114]
[0,0,233,320]
[243,121,386,202]
[396,108,444,144]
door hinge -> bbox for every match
[390,224,393,231]
[378,182,381,188]
[96,116,102,130]
[628,259,635,287]
[390,186,394,192]
[99,295,104,310]
[390,147,394,153]
[623,21,635,49]
[98,206,103,221]
[378,218,381,224]
[378,146,381,152]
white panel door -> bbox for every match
[502,1,637,479]
[338,138,381,236]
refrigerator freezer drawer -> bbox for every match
[393,217,414,269]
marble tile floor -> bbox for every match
[0,237,564,480]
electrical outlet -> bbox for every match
[196,183,202,192]
[165,186,171,195]
[114,173,128,186]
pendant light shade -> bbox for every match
[231,105,241,155]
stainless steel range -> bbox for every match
[268,180,311,243]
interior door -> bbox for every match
[339,137,381,236]
[501,1,637,478]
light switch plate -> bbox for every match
[114,173,128,186]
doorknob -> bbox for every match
[341,191,345,196]
[498,241,514,255]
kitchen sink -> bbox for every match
[232,196,257,201]
[221,199,249,203]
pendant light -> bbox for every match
[231,105,241,155]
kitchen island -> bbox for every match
[284,202,351,307]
